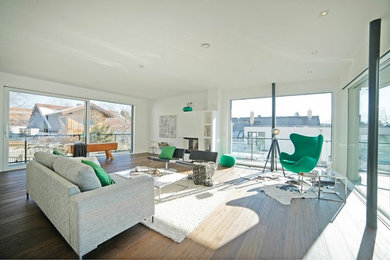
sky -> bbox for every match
[232,93,333,124]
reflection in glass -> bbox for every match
[8,91,85,166]
[89,100,133,154]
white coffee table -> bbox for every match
[114,167,189,201]
[153,171,189,201]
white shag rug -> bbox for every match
[142,179,236,243]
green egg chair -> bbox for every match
[280,133,323,192]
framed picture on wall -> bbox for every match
[159,115,177,138]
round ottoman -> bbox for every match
[220,154,236,167]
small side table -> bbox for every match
[149,146,158,154]
[314,171,347,203]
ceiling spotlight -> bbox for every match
[320,10,329,16]
[201,43,211,49]
[311,50,318,55]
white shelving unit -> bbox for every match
[201,111,216,151]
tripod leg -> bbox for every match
[271,141,276,172]
[274,140,278,171]
[275,140,285,177]
[263,141,274,173]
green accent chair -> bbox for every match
[280,133,323,192]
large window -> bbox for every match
[347,57,390,219]
[6,89,134,168]
[230,93,332,167]
[8,91,86,166]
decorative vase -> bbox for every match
[183,106,193,112]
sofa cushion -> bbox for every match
[53,156,102,192]
[34,151,59,170]
[81,160,115,186]
[70,156,101,166]
[159,146,176,159]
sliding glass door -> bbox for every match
[4,88,134,170]
[7,90,86,167]
[347,57,390,219]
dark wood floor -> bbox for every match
[0,153,389,259]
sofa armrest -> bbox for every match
[69,175,155,256]
[26,160,81,245]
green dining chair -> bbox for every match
[280,133,323,192]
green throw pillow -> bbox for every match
[81,160,115,186]
[53,150,65,156]
[159,146,176,159]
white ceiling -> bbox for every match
[0,0,389,99]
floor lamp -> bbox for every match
[263,128,285,176]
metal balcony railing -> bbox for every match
[231,137,332,167]
[8,133,132,165]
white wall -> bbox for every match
[339,17,390,89]
[332,86,349,176]
[149,91,208,148]
[0,72,151,170]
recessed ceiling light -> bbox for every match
[201,43,211,49]
[320,10,329,16]
[311,51,318,55]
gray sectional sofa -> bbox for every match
[26,152,155,258]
